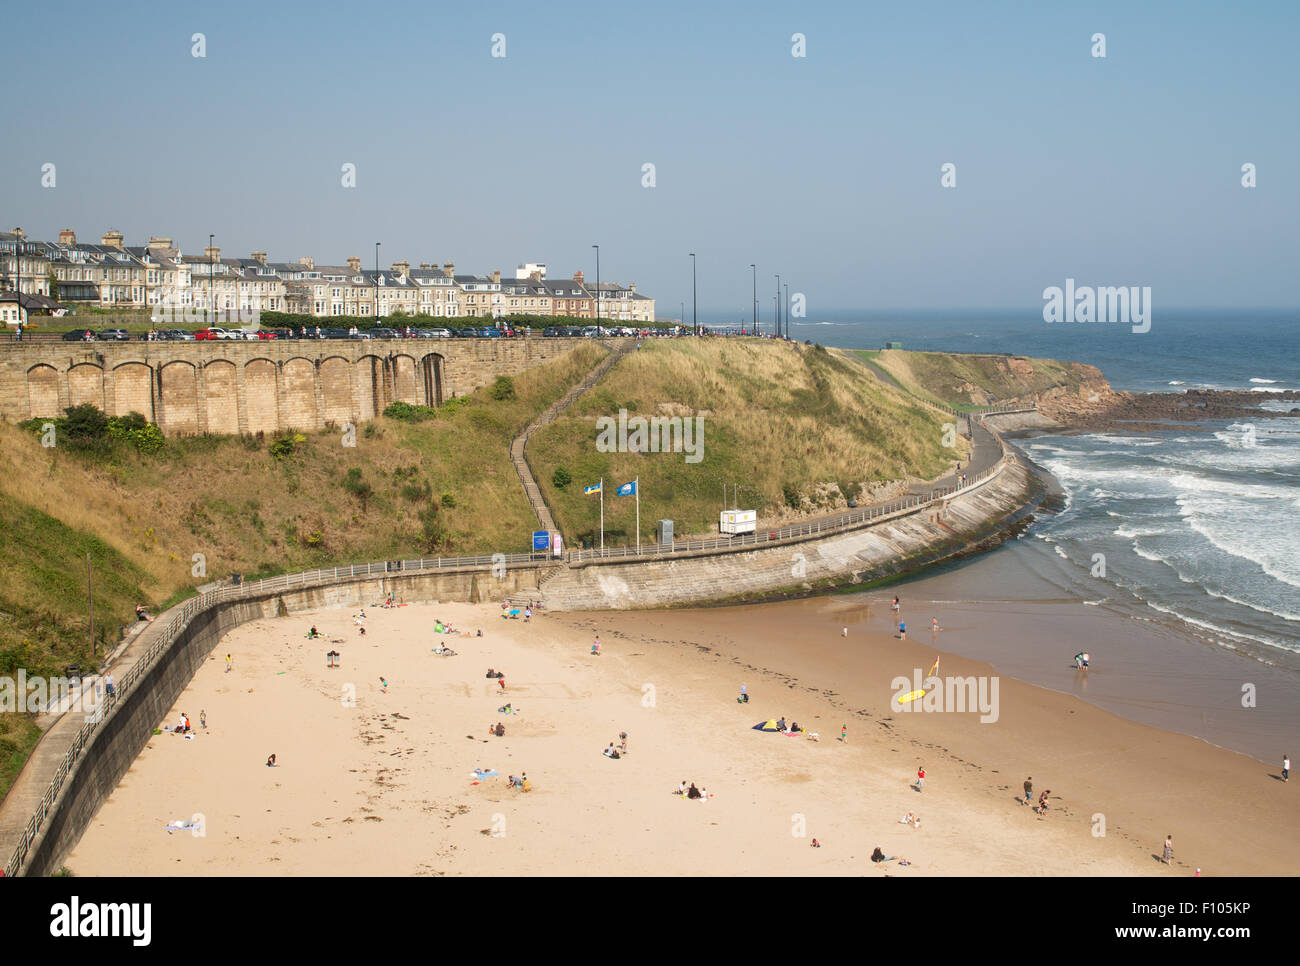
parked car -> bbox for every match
[428,328,452,338]
[194,327,235,340]
[62,329,96,341]
[98,328,130,341]
[166,329,196,341]
[371,327,399,340]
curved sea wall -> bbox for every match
[7,437,1036,876]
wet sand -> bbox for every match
[64,596,1299,876]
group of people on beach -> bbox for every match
[676,780,709,801]
[602,732,629,759]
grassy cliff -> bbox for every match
[858,349,1096,410]
[527,340,966,545]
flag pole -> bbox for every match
[600,477,604,551]
[635,477,640,551]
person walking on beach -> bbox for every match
[1284,754,1290,782]
[892,595,900,616]
[842,626,848,637]
[840,724,848,743]
[1023,777,1033,806]
[200,709,207,729]
[226,653,232,673]
[898,621,906,640]
[915,766,925,793]
[1163,834,1174,865]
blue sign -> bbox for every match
[532,530,550,551]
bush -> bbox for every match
[489,376,516,401]
[419,502,447,551]
[552,467,572,489]
[440,493,457,508]
[269,434,306,460]
[383,401,437,422]
[400,479,431,502]
[782,483,801,509]
[61,404,109,444]
[342,467,374,511]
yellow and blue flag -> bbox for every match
[584,482,602,495]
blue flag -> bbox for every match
[616,480,637,496]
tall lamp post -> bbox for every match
[785,283,790,338]
[208,233,214,326]
[374,242,381,322]
[774,274,781,339]
[750,263,757,335]
[591,244,600,328]
[689,252,697,336]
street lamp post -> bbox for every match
[689,253,697,336]
[592,244,600,328]
[785,284,790,337]
[750,263,756,335]
[774,274,781,339]
[208,233,214,327]
[375,242,381,322]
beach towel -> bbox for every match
[165,821,199,834]
[471,769,499,779]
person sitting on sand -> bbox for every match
[789,721,802,733]
[308,626,319,638]
[699,786,708,801]
[677,781,687,797]
[493,722,505,737]
[738,684,749,704]
[507,775,519,787]
[687,783,702,800]
[900,812,920,828]
[358,626,366,636]
[871,847,893,863]
[267,754,277,767]
[603,743,620,759]
[498,677,507,690]
[776,717,787,732]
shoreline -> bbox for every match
[63,598,1299,876]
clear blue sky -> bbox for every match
[2,0,1296,318]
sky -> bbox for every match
[2,0,1297,319]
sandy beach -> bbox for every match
[65,596,1300,876]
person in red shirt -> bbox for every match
[915,766,926,792]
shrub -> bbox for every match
[440,493,457,508]
[552,467,572,489]
[383,401,437,422]
[489,376,516,401]
[782,483,801,509]
[400,479,431,502]
[269,433,306,460]
[61,404,109,445]
[342,467,374,511]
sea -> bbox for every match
[788,309,1300,758]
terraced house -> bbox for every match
[1,228,655,326]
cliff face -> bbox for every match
[1026,361,1122,423]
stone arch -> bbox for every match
[203,360,238,434]
[420,352,445,406]
[392,353,418,404]
[355,354,383,420]
[319,356,353,426]
[281,357,319,430]
[110,362,154,421]
[158,361,199,436]
[27,364,60,418]
[244,358,278,435]
[67,363,105,411]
